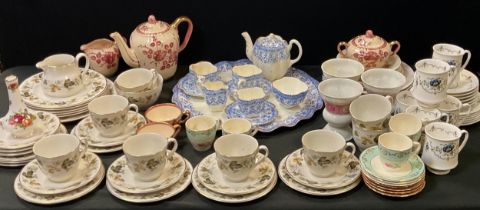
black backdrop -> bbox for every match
[0,0,479,72]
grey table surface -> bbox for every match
[1,65,479,210]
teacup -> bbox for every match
[361,68,406,96]
[272,77,308,108]
[352,121,387,151]
[80,38,120,77]
[189,61,219,86]
[395,90,418,114]
[115,68,156,92]
[438,95,471,126]
[411,59,454,107]
[123,133,178,181]
[350,94,393,131]
[33,134,87,182]
[88,95,139,138]
[235,87,267,117]
[302,129,356,177]
[186,115,220,151]
[422,122,468,173]
[202,81,227,112]
[232,64,263,86]
[405,105,450,126]
[432,43,471,88]
[145,103,190,125]
[137,122,181,138]
[378,132,421,170]
[221,118,258,136]
[115,71,163,110]
[388,113,422,142]
[321,58,364,81]
[214,134,269,182]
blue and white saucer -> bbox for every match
[178,73,204,97]
[228,78,272,98]
[225,101,278,125]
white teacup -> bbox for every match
[411,59,454,107]
[361,68,405,96]
[115,68,156,92]
[388,113,422,142]
[395,90,418,114]
[321,58,364,81]
[214,134,269,182]
[378,132,421,170]
[350,94,393,131]
[33,134,87,182]
[185,115,220,151]
[145,103,190,125]
[438,95,471,126]
[123,133,178,181]
[221,118,258,136]
[302,129,356,177]
[432,43,471,88]
[88,95,139,138]
[405,105,450,126]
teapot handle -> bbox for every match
[171,16,193,52]
[288,39,303,66]
[390,40,401,54]
[75,53,91,84]
[337,42,348,57]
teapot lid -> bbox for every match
[135,15,170,35]
[255,33,287,50]
[351,30,387,49]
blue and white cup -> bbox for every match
[272,77,308,108]
[189,61,219,88]
[378,132,421,170]
[232,64,263,87]
[202,81,227,112]
[234,87,267,117]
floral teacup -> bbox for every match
[411,59,454,108]
[432,43,471,88]
[202,81,227,112]
[234,87,268,117]
[232,64,263,87]
[378,132,420,170]
[438,95,471,126]
[395,90,418,114]
[350,94,393,131]
[185,116,220,151]
[80,38,120,77]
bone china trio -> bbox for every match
[1,13,476,204]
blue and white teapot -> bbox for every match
[242,32,303,81]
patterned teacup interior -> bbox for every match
[388,113,422,140]
[88,95,138,137]
[115,68,155,92]
[349,94,392,129]
[185,116,218,151]
[222,118,257,136]
[378,132,420,169]
[321,58,364,80]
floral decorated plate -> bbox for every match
[14,165,105,205]
[227,77,273,98]
[197,153,275,195]
[225,101,278,126]
[19,152,102,195]
[106,159,192,203]
[71,126,122,154]
[172,59,323,133]
[192,163,277,203]
[285,149,361,190]
[19,69,107,109]
[178,73,204,98]
[278,155,361,196]
[107,153,185,194]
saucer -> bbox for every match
[197,153,275,195]
[400,62,414,90]
[107,153,186,194]
[14,165,105,205]
[75,111,146,147]
[227,78,273,98]
[285,149,361,190]
[225,101,278,125]
[278,155,361,196]
[192,162,278,203]
[106,159,192,203]
[178,73,204,98]
[71,126,122,154]
[447,70,479,95]
[19,152,102,195]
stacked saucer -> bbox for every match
[192,153,277,203]
[0,112,63,167]
[71,111,146,154]
[279,149,361,196]
[360,146,426,197]
[19,70,109,122]
[14,152,105,205]
[461,93,480,125]
[106,153,192,203]
[445,70,480,125]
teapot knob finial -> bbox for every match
[148,15,157,24]
[366,30,374,38]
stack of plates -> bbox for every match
[360,146,426,198]
[278,149,361,196]
[18,70,110,122]
[461,93,480,126]
[446,70,480,126]
[14,152,105,205]
[106,153,192,203]
[0,112,63,167]
[192,153,277,203]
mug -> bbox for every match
[302,129,356,177]
[432,43,471,88]
[221,118,258,136]
[136,122,182,138]
[411,59,454,107]
[32,134,87,182]
[123,133,178,181]
[145,103,190,125]
[88,95,139,138]
[321,58,364,81]
[214,134,269,182]
[438,95,471,126]
[186,115,220,151]
[378,132,421,170]
[202,81,227,112]
[388,113,422,142]
[234,87,268,117]
[395,90,418,114]
[349,94,393,131]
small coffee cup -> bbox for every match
[137,122,182,138]
[202,81,227,112]
[186,115,220,151]
[123,133,178,181]
[88,95,139,138]
[438,95,471,126]
[388,113,422,142]
[395,90,418,114]
[33,134,87,182]
[234,87,267,117]
[378,132,421,170]
[115,68,156,92]
[232,64,263,87]
[302,129,356,177]
[145,103,190,125]
[221,118,258,136]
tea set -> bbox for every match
[1,13,477,204]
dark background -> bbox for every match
[0,0,479,72]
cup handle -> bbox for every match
[216,119,222,130]
[345,142,356,159]
[237,78,246,88]
[389,40,401,54]
[79,135,89,159]
[447,65,460,89]
[440,113,450,123]
[461,50,471,71]
[385,95,394,105]
[172,124,182,138]
[249,126,259,136]
[76,52,91,85]
[289,39,303,66]
[458,130,469,153]
[255,145,269,166]
[410,72,417,92]
[128,104,139,114]
[337,41,348,57]
[412,141,421,154]
[166,137,178,160]
[171,16,193,52]
[178,110,190,124]
[457,103,472,126]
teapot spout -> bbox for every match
[35,61,45,70]
[241,32,254,61]
[109,32,140,68]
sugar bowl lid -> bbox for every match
[135,15,170,34]
[255,33,288,50]
[350,30,387,49]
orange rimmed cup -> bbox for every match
[145,103,190,125]
[137,122,182,138]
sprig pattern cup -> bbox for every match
[395,90,418,114]
[432,43,471,88]
[378,132,421,170]
[438,95,471,126]
[411,59,454,108]
[221,118,258,136]
[186,116,220,151]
